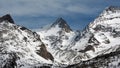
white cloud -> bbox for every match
[0,0,99,17]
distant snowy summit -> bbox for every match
[0,6,120,68]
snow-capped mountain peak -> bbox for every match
[72,6,120,65]
[0,14,54,68]
[69,6,120,67]
[89,6,120,30]
[99,6,120,18]
[51,17,72,32]
[1,6,120,68]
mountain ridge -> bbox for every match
[0,6,120,68]
[36,6,120,67]
[0,14,54,68]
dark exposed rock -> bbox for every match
[94,25,105,31]
[0,14,14,23]
[36,44,54,61]
[74,30,81,42]
[93,25,113,32]
[94,25,120,38]
[103,39,110,44]
[79,45,95,52]
[112,30,120,37]
[36,66,50,68]
[3,53,18,68]
[88,35,100,45]
[20,26,28,30]
[23,37,27,42]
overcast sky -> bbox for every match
[0,0,120,30]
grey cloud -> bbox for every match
[0,0,99,17]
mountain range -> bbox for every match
[0,6,120,68]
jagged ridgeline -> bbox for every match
[37,6,120,68]
[0,6,120,68]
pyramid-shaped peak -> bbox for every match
[54,17,67,25]
[0,14,14,23]
[51,17,68,27]
[51,17,72,32]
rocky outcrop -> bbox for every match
[36,44,54,61]
[2,53,18,68]
[0,14,14,23]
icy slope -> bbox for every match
[0,14,53,68]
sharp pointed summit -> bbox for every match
[51,17,72,32]
[51,17,67,26]
[0,14,14,23]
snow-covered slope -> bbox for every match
[37,18,78,50]
[69,6,120,67]
[36,18,89,65]
[36,6,120,67]
[1,6,120,68]
[0,14,53,68]
[72,6,120,57]
[67,50,120,68]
